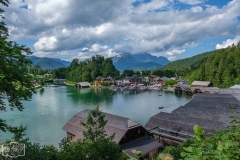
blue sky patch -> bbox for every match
[237,16,240,21]
[132,0,151,7]
[20,5,28,9]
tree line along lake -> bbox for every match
[0,84,192,146]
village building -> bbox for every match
[178,80,188,85]
[230,84,240,89]
[102,76,115,83]
[75,82,91,88]
[123,76,143,85]
[62,109,163,159]
[191,81,213,87]
[53,79,66,84]
[95,76,102,85]
[174,84,190,93]
[148,75,169,85]
[95,76,115,86]
[115,80,124,86]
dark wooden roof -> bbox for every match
[218,88,240,94]
[62,109,140,143]
[190,87,219,93]
[175,84,190,91]
[185,94,240,112]
[145,112,226,136]
[145,93,240,140]
[121,137,163,158]
[172,106,230,127]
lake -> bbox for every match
[0,85,192,146]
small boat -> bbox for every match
[158,107,164,109]
[158,94,162,96]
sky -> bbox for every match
[2,0,240,62]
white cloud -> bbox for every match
[34,36,58,51]
[178,0,204,5]
[184,42,198,47]
[132,0,172,14]
[168,56,177,61]
[165,49,186,56]
[206,5,220,12]
[74,44,118,61]
[191,6,203,12]
[216,36,240,49]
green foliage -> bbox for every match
[164,79,176,86]
[22,65,49,75]
[163,51,214,76]
[100,82,114,86]
[184,43,240,88]
[130,149,143,160]
[141,70,151,77]
[120,70,135,78]
[0,0,35,133]
[52,67,66,79]
[151,69,175,78]
[66,55,119,82]
[159,153,174,160]
[81,106,111,142]
[161,139,194,159]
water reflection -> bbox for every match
[68,88,116,106]
[39,88,45,95]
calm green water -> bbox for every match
[0,85,192,146]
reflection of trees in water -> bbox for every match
[39,88,45,95]
[69,88,116,106]
[174,92,193,99]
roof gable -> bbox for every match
[62,109,140,143]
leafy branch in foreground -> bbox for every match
[0,0,35,133]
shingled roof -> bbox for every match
[185,94,240,112]
[145,112,226,136]
[172,106,231,127]
[62,109,140,143]
[145,94,240,138]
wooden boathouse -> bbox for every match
[145,94,240,146]
[75,82,90,88]
[191,81,213,87]
[62,109,163,159]
[174,84,190,93]
[145,112,226,146]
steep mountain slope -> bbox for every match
[112,53,164,70]
[27,56,70,69]
[163,51,214,71]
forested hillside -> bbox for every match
[184,42,240,88]
[65,55,119,82]
[163,51,214,75]
[27,56,70,69]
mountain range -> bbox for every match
[112,53,170,70]
[27,53,170,70]
[26,56,71,69]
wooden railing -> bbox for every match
[147,126,193,142]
